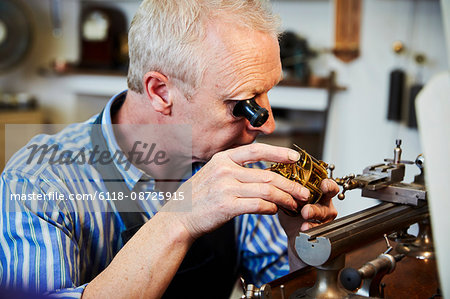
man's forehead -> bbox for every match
[202,22,281,99]
[204,15,279,59]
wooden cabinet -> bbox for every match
[0,109,46,171]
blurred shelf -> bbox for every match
[38,64,128,96]
[269,86,329,111]
[38,65,346,119]
[38,64,127,77]
[279,74,346,91]
[269,71,346,111]
[39,66,346,91]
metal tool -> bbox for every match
[340,235,405,297]
[340,253,405,297]
[290,202,428,299]
[240,277,272,299]
[287,140,430,298]
[334,140,426,206]
[247,140,430,298]
[396,218,435,259]
[333,140,433,260]
[295,202,428,267]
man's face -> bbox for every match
[174,19,282,162]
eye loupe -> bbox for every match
[232,98,269,127]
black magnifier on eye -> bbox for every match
[232,97,269,127]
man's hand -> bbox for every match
[299,178,339,230]
[161,143,312,240]
[278,178,339,232]
[278,178,339,271]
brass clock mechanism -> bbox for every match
[269,145,330,216]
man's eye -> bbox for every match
[225,100,240,116]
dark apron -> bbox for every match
[90,109,239,298]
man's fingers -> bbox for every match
[301,221,323,231]
[236,182,298,211]
[225,143,300,165]
[233,167,310,202]
[294,179,339,231]
[235,198,279,215]
[300,202,338,231]
[301,203,338,222]
[321,179,340,198]
[299,179,338,219]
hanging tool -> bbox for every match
[387,41,406,121]
[50,0,62,38]
[407,53,426,128]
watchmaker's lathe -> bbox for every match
[241,140,434,299]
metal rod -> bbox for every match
[296,202,429,266]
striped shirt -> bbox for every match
[0,91,289,298]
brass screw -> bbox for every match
[415,53,426,65]
[392,41,405,55]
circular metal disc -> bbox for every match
[0,0,32,71]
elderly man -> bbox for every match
[0,1,338,298]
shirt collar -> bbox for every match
[101,90,148,190]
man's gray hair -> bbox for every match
[127,0,280,98]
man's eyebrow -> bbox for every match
[253,74,284,95]
[224,73,284,101]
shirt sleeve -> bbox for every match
[0,170,86,298]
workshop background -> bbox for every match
[0,0,447,214]
[0,0,448,297]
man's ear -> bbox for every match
[143,71,172,115]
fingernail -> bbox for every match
[321,179,330,192]
[288,150,300,161]
[301,187,310,201]
[301,222,311,231]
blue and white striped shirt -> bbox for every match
[0,91,289,298]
